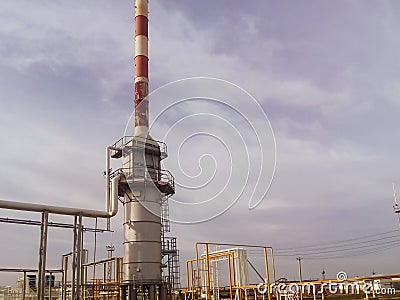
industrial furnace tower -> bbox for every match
[109,0,176,299]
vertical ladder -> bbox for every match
[161,196,170,234]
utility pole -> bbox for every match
[106,244,115,282]
[297,257,303,300]
[392,184,400,224]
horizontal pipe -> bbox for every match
[196,242,274,250]
[0,268,63,273]
[122,261,160,264]
[83,257,119,267]
[0,163,121,218]
[0,217,110,232]
[0,198,114,218]
[0,199,111,217]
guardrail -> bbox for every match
[110,136,168,160]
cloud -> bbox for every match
[0,0,400,286]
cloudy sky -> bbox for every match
[1,0,400,286]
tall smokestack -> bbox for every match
[134,0,149,137]
[117,1,174,298]
[121,0,170,298]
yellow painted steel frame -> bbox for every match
[187,242,276,300]
[187,252,236,300]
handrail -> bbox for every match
[111,167,174,190]
[112,136,167,151]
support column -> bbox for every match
[62,255,68,300]
[129,284,137,300]
[37,211,49,300]
[71,216,78,300]
[149,284,156,300]
[159,284,167,300]
[49,272,52,300]
[297,257,303,300]
[121,285,127,300]
[23,271,26,300]
[205,244,211,300]
[76,214,83,299]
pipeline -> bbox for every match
[0,146,121,218]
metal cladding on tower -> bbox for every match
[134,0,149,131]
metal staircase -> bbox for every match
[162,237,181,290]
[160,187,181,290]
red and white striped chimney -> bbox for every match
[134,0,149,137]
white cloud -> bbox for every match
[0,0,400,284]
